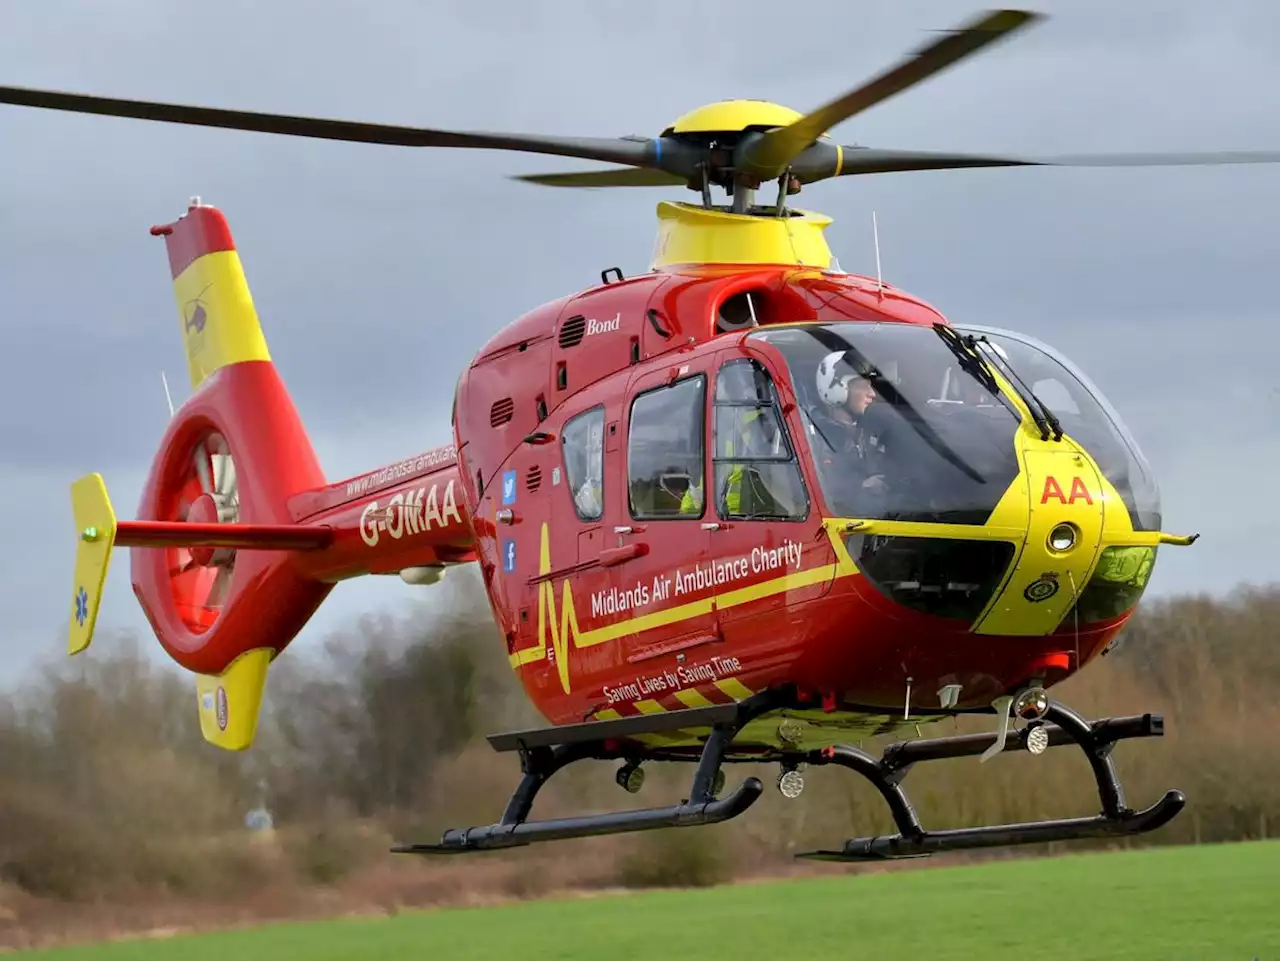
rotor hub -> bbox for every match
[662,100,805,138]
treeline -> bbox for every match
[1,571,1277,944]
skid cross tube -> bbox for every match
[392,692,783,856]
[796,700,1186,862]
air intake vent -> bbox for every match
[558,315,587,349]
[489,397,514,427]
[526,465,542,492]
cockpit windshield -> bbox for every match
[954,324,1161,532]
[748,322,1023,525]
[748,321,1162,533]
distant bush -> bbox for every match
[615,829,734,889]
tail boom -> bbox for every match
[114,520,332,551]
[288,447,475,582]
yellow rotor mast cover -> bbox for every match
[652,100,838,271]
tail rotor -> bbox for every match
[169,431,241,624]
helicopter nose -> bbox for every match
[971,448,1107,636]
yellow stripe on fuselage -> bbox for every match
[173,249,270,390]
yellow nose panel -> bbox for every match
[974,448,1106,636]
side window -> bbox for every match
[561,406,605,521]
[713,359,808,521]
[628,376,706,519]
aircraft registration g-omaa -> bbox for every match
[5,8,1276,860]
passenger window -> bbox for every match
[628,376,706,519]
[561,406,605,521]
[713,359,808,520]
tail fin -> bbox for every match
[151,196,270,391]
[68,473,117,656]
[68,198,332,752]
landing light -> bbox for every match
[777,769,805,799]
[1014,686,1050,721]
[1048,523,1077,552]
[1025,725,1050,755]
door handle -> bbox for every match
[599,543,648,566]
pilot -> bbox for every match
[812,350,889,510]
[814,351,877,435]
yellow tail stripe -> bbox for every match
[173,250,270,390]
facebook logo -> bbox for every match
[502,539,517,573]
[501,469,517,506]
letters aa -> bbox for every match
[1041,475,1093,505]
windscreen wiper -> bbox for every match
[972,334,1063,441]
[933,323,1002,395]
[932,324,1057,442]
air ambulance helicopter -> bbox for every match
[6,8,1277,862]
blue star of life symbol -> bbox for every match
[74,586,89,627]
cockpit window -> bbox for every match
[955,325,1161,532]
[749,322,1022,525]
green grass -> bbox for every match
[22,842,1280,960]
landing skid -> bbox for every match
[391,694,1184,860]
[392,693,785,855]
[795,701,1184,861]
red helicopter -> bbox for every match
[9,8,1277,862]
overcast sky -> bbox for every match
[1,0,1277,687]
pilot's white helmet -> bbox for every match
[816,350,862,406]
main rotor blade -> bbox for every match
[0,84,657,167]
[740,9,1043,176]
[814,146,1280,180]
[1014,150,1280,168]
[515,167,689,187]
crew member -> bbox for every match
[811,350,888,514]
[680,362,786,517]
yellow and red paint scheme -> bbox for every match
[69,197,1194,753]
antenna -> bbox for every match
[746,291,758,327]
[872,211,884,300]
[161,371,175,418]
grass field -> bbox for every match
[20,841,1279,960]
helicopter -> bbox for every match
[7,7,1277,863]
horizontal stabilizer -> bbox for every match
[115,519,332,550]
[69,472,331,657]
[196,647,273,750]
[69,473,117,655]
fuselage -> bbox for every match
[433,258,1169,748]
